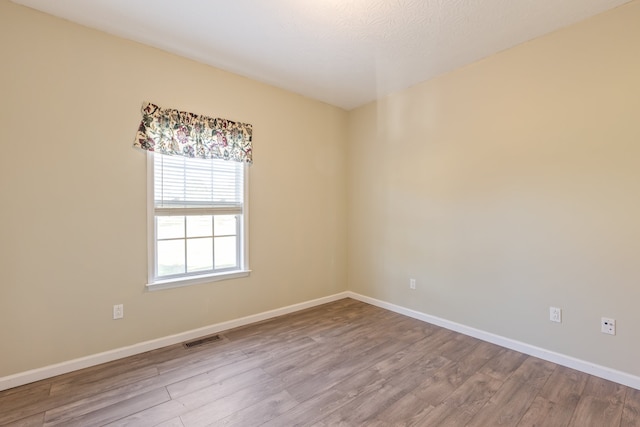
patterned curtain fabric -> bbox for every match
[133,102,253,164]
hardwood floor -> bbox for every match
[1,298,639,426]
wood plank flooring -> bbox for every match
[1,298,639,426]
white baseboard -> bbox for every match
[0,291,350,392]
[4,290,639,392]
[346,291,640,391]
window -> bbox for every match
[147,152,249,289]
[133,101,252,289]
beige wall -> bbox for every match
[348,2,640,375]
[0,1,348,377]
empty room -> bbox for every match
[1,0,639,425]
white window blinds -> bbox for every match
[154,153,244,215]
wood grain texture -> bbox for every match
[568,375,626,426]
[1,298,638,426]
[621,388,640,427]
[518,365,589,426]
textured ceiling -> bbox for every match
[12,0,633,110]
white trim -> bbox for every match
[242,162,250,272]
[345,291,640,391]
[146,152,155,286]
[0,291,349,392]
[146,270,251,291]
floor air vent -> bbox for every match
[183,334,223,349]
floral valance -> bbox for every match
[133,102,252,164]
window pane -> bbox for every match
[187,216,213,238]
[157,240,185,276]
[215,236,237,269]
[157,216,185,239]
[187,237,214,273]
[214,215,237,236]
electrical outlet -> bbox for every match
[113,304,124,320]
[601,317,615,335]
[549,307,561,323]
[409,278,416,290]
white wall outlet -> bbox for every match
[601,317,615,335]
[113,304,124,320]
[549,307,562,323]
[409,278,416,290]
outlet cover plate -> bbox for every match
[549,307,562,323]
[113,304,124,320]
[601,317,615,335]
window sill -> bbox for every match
[146,270,251,291]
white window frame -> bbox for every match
[145,152,250,291]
